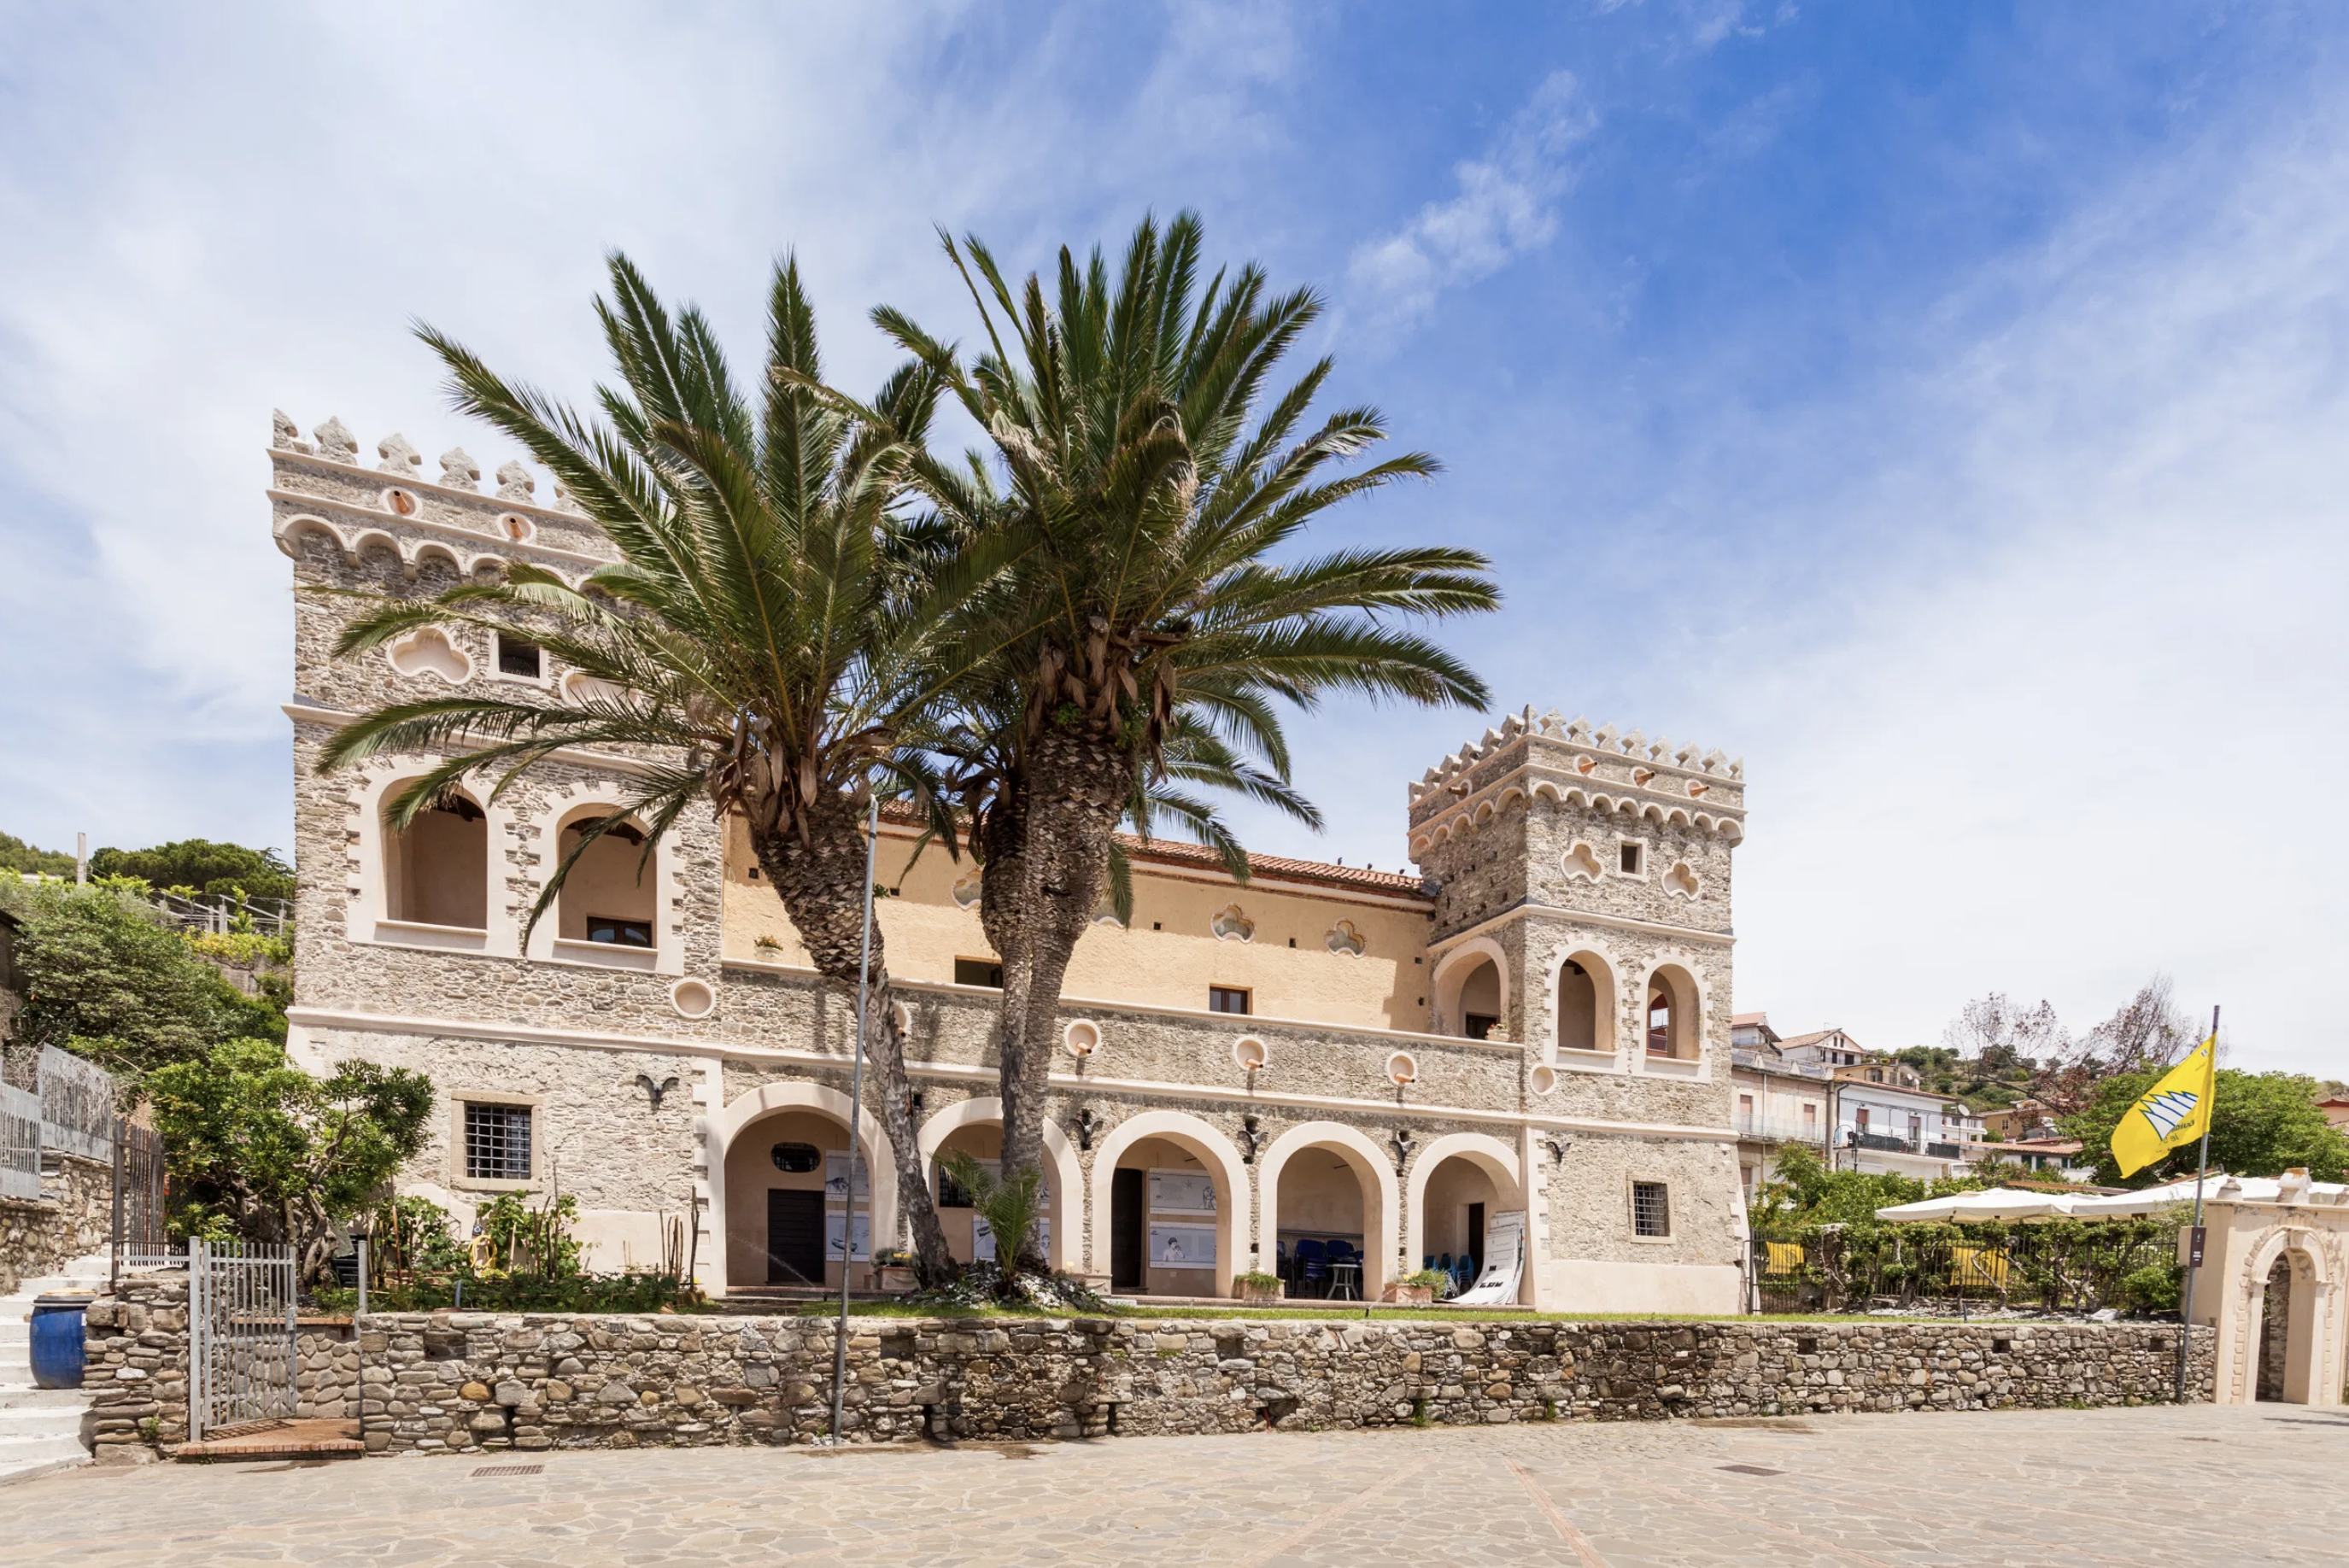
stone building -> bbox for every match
[268,413,1751,1314]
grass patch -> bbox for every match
[732,1301,1965,1325]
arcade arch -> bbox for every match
[1257,1122,1398,1299]
[916,1097,1083,1273]
[1405,1133,1527,1303]
[1086,1110,1249,1301]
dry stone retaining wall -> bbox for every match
[349,1313,2207,1455]
[0,1152,112,1295]
[81,1278,2214,1460]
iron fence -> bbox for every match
[189,1238,298,1441]
[1752,1221,2176,1317]
[0,1083,39,1202]
[148,890,290,938]
[38,1044,114,1163]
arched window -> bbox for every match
[1559,959,1600,1053]
[556,809,656,954]
[1457,959,1501,1040]
[1645,967,1698,1060]
[384,793,487,930]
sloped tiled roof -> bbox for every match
[1116,834,1431,898]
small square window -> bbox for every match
[1619,842,1643,875]
[1209,986,1251,1015]
[465,1103,532,1182]
[585,915,653,947]
[497,635,543,679]
[954,957,1003,988]
[1631,1180,1671,1237]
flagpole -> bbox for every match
[2174,1003,2218,1407]
[829,792,881,1442]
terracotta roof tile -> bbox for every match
[1115,834,1432,898]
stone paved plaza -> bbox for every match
[3,1403,2341,1566]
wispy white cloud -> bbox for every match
[1687,91,2349,1074]
[1345,71,1595,332]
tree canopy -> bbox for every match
[89,838,294,902]
[0,875,279,1084]
[2066,1068,2349,1185]
[147,1039,434,1282]
[0,831,74,878]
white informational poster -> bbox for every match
[824,1151,870,1204]
[824,1213,871,1262]
[972,1216,1051,1262]
[1148,1222,1217,1270]
[1451,1210,1526,1305]
[1148,1168,1217,1214]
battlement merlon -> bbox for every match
[1405,705,1745,851]
[267,410,621,579]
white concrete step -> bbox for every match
[0,1407,85,1444]
[0,1433,92,1486]
[0,1385,88,1411]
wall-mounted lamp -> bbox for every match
[635,1074,680,1115]
[1239,1115,1262,1165]
[1075,1107,1099,1151]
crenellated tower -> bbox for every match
[1406,707,1744,1085]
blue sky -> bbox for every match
[3,2,2344,1071]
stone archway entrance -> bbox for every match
[2200,1192,2349,1407]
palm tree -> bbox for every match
[314,254,969,1282]
[882,213,1501,1253]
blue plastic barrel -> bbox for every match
[29,1296,88,1389]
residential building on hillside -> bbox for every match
[2317,1097,2349,1132]
[1775,1027,1866,1074]
[1981,1099,2058,1142]
[1730,1012,1780,1050]
[267,412,1754,1313]
[1728,1033,1831,1200]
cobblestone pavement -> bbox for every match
[3,1403,2342,1566]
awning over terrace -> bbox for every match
[1872,1187,2082,1222]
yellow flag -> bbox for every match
[2110,1034,2217,1178]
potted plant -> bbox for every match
[1381,1268,1449,1306]
[1235,1270,1284,1305]
[871,1249,919,1294]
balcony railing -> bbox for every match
[1734,1115,1827,1144]
[1847,1130,1920,1155]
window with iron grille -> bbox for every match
[1631,1180,1671,1237]
[465,1102,532,1181]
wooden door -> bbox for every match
[767,1188,825,1285]
[1111,1167,1145,1290]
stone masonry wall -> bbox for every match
[84,1290,2217,1460]
[0,1153,112,1296]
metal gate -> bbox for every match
[188,1239,297,1440]
[111,1119,173,1273]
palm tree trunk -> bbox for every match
[753,805,955,1284]
[981,732,1133,1275]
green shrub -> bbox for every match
[2123,1262,2182,1315]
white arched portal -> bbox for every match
[2218,1224,2345,1407]
[917,1097,1084,1272]
[1257,1120,1400,1299]
[1086,1109,1251,1300]
[707,1079,900,1297]
[1405,1132,1528,1303]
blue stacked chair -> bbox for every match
[1295,1237,1328,1297]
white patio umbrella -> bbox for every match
[1873,1187,2082,1223]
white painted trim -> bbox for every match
[285,702,660,781]
[913,1097,1083,1272]
[286,1002,1740,1144]
[1256,1120,1399,1296]
[726,957,1532,1052]
[706,1078,899,1293]
[1426,901,1736,953]
[270,489,611,567]
[1403,1132,1527,1304]
[1085,1109,1250,1297]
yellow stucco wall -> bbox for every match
[722,818,1432,1032]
